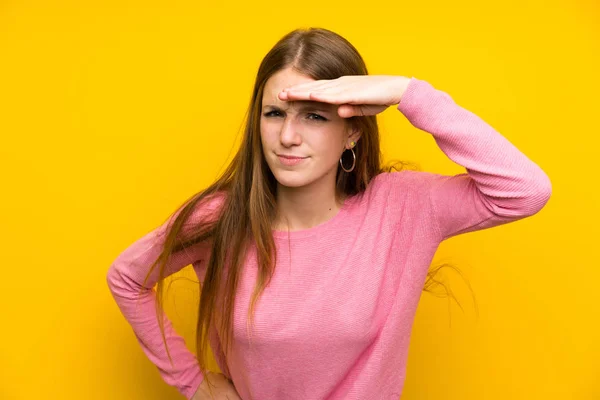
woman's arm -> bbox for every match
[106,192,225,399]
[396,78,552,241]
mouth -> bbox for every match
[277,154,308,166]
[277,155,307,159]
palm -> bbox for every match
[278,75,409,118]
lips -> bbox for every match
[277,155,308,166]
[277,155,307,159]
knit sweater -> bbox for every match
[106,77,552,399]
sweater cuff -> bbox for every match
[396,77,421,111]
[396,77,456,129]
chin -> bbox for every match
[272,172,313,188]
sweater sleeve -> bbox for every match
[106,192,225,399]
[396,78,552,241]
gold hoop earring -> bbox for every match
[340,146,356,173]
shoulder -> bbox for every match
[346,170,429,213]
[168,189,228,235]
[356,170,441,220]
[367,169,432,197]
[188,190,227,221]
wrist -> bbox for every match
[394,76,412,105]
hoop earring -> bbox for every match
[340,146,356,173]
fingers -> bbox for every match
[337,104,366,118]
[337,104,355,118]
[280,80,344,102]
[338,104,388,117]
[281,88,348,104]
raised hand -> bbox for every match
[278,75,411,118]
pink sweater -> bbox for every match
[106,77,552,399]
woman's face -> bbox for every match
[260,67,359,189]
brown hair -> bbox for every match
[142,27,474,397]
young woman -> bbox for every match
[106,27,552,400]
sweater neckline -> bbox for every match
[271,194,357,240]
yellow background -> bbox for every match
[1,1,597,399]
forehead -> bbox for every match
[262,68,335,110]
[264,68,314,91]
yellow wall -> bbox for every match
[1,1,597,399]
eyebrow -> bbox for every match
[262,102,333,112]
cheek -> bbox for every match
[260,126,277,148]
[317,129,345,154]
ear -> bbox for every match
[346,123,362,149]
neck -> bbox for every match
[273,171,344,232]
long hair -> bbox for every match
[141,27,473,396]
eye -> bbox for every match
[307,113,328,121]
[263,111,281,117]
[262,110,328,121]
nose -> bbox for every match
[279,115,302,147]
